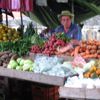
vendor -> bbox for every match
[55,10,81,41]
[54,10,82,53]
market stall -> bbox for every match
[0,23,100,99]
[0,0,100,100]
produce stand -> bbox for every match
[0,67,65,86]
[59,86,100,100]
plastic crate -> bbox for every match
[32,84,59,100]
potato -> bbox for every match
[9,53,14,57]
[81,40,86,44]
[81,47,86,52]
[97,50,100,54]
[96,41,100,45]
[87,45,92,50]
[98,45,100,49]
[1,54,9,60]
[85,49,90,54]
[91,45,97,50]
[79,48,83,53]
[90,50,96,54]
[80,43,86,48]
[3,63,7,68]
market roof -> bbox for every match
[47,0,100,22]
[25,0,100,29]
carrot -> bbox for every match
[97,55,100,59]
[96,42,100,46]
[71,50,75,56]
[83,54,97,59]
[74,46,80,56]
[85,49,90,54]
[79,52,86,56]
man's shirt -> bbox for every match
[54,23,82,40]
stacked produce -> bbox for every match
[30,33,70,56]
[7,57,34,71]
[0,51,16,68]
[30,33,100,59]
[30,31,45,53]
[0,37,32,56]
[83,59,100,78]
[42,34,66,55]
[67,40,100,59]
[33,55,75,77]
[0,24,21,42]
[31,45,42,53]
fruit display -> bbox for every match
[83,59,100,78]
[7,57,35,71]
[0,24,21,42]
[67,40,100,59]
[0,51,17,68]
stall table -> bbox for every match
[0,67,65,86]
[59,86,100,100]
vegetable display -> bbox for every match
[0,37,32,56]
[0,23,100,82]
[30,33,70,56]
[0,51,16,68]
[7,57,34,71]
[62,40,100,59]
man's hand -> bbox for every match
[56,43,73,54]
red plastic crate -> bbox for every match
[32,84,59,100]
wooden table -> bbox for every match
[0,67,65,86]
[1,67,100,99]
[59,86,100,100]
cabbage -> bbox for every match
[24,60,33,65]
[23,64,33,71]
[7,64,12,69]
[16,66,22,70]
[9,60,18,69]
[19,59,24,66]
[29,66,33,71]
[17,58,23,64]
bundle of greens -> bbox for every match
[56,32,71,42]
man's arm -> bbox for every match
[74,25,82,41]
[71,25,82,45]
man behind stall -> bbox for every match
[54,10,82,53]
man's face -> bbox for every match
[60,16,71,28]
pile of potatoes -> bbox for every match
[70,40,100,59]
[0,51,16,68]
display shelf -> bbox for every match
[0,67,65,86]
[59,86,100,99]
